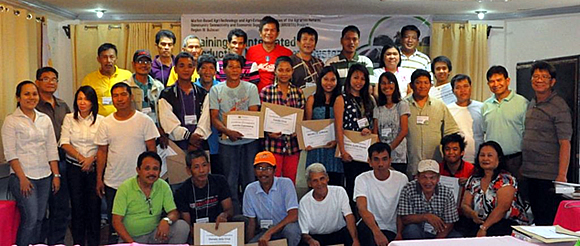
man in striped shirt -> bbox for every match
[216,28,260,85]
[325,25,374,87]
[400,25,431,72]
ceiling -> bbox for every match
[6,0,580,22]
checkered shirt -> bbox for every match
[397,180,459,224]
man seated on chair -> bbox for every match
[398,159,461,239]
[112,151,189,243]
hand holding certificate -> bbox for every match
[223,111,263,140]
[297,119,335,150]
[335,130,378,163]
[261,102,304,135]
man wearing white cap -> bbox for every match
[397,159,460,239]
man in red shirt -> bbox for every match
[439,133,474,186]
[246,16,293,92]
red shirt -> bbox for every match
[246,44,293,92]
[439,160,474,178]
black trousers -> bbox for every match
[299,226,353,246]
[528,178,562,225]
[105,185,118,243]
[67,163,101,246]
[343,160,372,211]
[455,215,517,237]
[357,221,396,246]
[40,158,70,245]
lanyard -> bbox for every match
[192,180,210,220]
[179,86,197,121]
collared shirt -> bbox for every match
[112,176,176,237]
[124,74,165,124]
[36,96,71,141]
[59,113,104,164]
[216,59,260,85]
[439,160,474,179]
[150,55,174,86]
[447,100,484,163]
[482,91,529,155]
[81,66,133,116]
[406,96,459,175]
[2,108,59,179]
[260,83,305,155]
[401,49,431,71]
[243,177,298,225]
[289,53,324,88]
[522,92,572,180]
[325,52,374,87]
[398,180,459,224]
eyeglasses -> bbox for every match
[40,78,58,83]
[137,60,151,65]
[255,166,274,171]
[145,197,152,215]
[532,75,552,80]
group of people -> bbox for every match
[1,15,572,246]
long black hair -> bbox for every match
[472,141,509,180]
[376,71,401,106]
[73,86,99,125]
[378,44,402,68]
[313,66,342,107]
[343,64,374,118]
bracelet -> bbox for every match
[479,225,488,231]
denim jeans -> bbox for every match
[9,174,51,246]
[402,223,463,239]
[219,140,260,214]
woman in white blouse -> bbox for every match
[2,81,61,246]
[59,85,103,246]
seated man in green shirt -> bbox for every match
[112,151,189,243]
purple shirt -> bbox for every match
[150,55,173,86]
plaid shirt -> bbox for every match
[397,180,459,224]
[260,83,305,155]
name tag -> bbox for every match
[260,219,273,229]
[416,116,429,125]
[102,97,112,105]
[141,107,152,114]
[196,217,209,223]
[185,114,197,125]
[381,128,392,137]
[357,118,369,128]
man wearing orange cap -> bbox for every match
[243,151,301,246]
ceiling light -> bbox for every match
[476,11,487,20]
[96,10,105,18]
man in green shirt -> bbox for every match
[112,151,189,243]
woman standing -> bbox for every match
[2,81,60,246]
[372,72,410,175]
[371,44,413,98]
[304,66,343,186]
[60,86,103,246]
[260,56,305,184]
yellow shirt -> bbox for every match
[166,67,199,86]
[81,66,133,116]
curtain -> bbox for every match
[0,3,42,162]
[71,22,180,90]
[430,23,489,101]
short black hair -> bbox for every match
[174,51,195,65]
[410,69,431,85]
[155,30,176,45]
[197,54,217,71]
[531,61,556,79]
[259,16,279,32]
[297,26,318,43]
[341,25,360,39]
[431,56,452,73]
[275,56,292,70]
[378,44,401,68]
[472,141,508,180]
[137,151,162,169]
[450,74,472,89]
[486,65,509,81]
[223,53,245,69]
[36,67,59,80]
[401,25,421,39]
[228,28,247,43]
[185,149,209,168]
[97,43,117,56]
[440,133,466,152]
[111,82,132,96]
[368,142,392,159]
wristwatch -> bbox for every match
[53,174,62,178]
[479,225,488,231]
[162,217,173,225]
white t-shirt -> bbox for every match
[447,101,484,163]
[354,170,408,232]
[298,185,352,235]
[94,111,159,189]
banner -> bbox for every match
[181,14,432,66]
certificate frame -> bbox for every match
[296,119,335,150]
[223,110,264,139]
[260,102,304,135]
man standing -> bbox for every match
[82,43,133,116]
[166,35,204,86]
[299,163,359,246]
[95,82,160,242]
[398,160,460,239]
[244,151,301,246]
[325,25,373,87]
[355,143,408,246]
[406,69,459,177]
[124,50,165,124]
[216,29,260,85]
[447,74,484,163]
[209,53,261,214]
[290,27,324,88]
[246,16,293,92]
[150,30,177,86]
[112,151,189,243]
[35,67,71,245]
[522,61,572,225]
[481,65,528,180]
[429,56,455,105]
[399,25,431,71]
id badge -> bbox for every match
[357,118,369,128]
[102,97,112,105]
[416,116,429,125]
[141,107,152,114]
[196,217,209,223]
[185,114,198,125]
[381,128,392,137]
[260,219,273,229]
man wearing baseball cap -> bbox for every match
[243,151,301,246]
[397,159,461,239]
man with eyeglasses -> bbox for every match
[112,151,189,243]
[522,61,572,226]
[35,66,71,245]
[243,151,301,246]
[399,25,431,71]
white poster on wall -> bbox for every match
[180,14,431,65]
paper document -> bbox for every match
[200,228,239,245]
[520,226,579,239]
[156,145,178,177]
[343,136,372,162]
[301,124,335,148]
[439,176,461,204]
[263,108,297,135]
[227,114,260,139]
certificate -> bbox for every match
[439,176,461,204]
[335,130,378,163]
[200,228,238,245]
[301,123,335,148]
[194,222,244,246]
[263,107,297,135]
[226,114,260,139]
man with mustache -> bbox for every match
[399,25,431,71]
[82,43,133,116]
